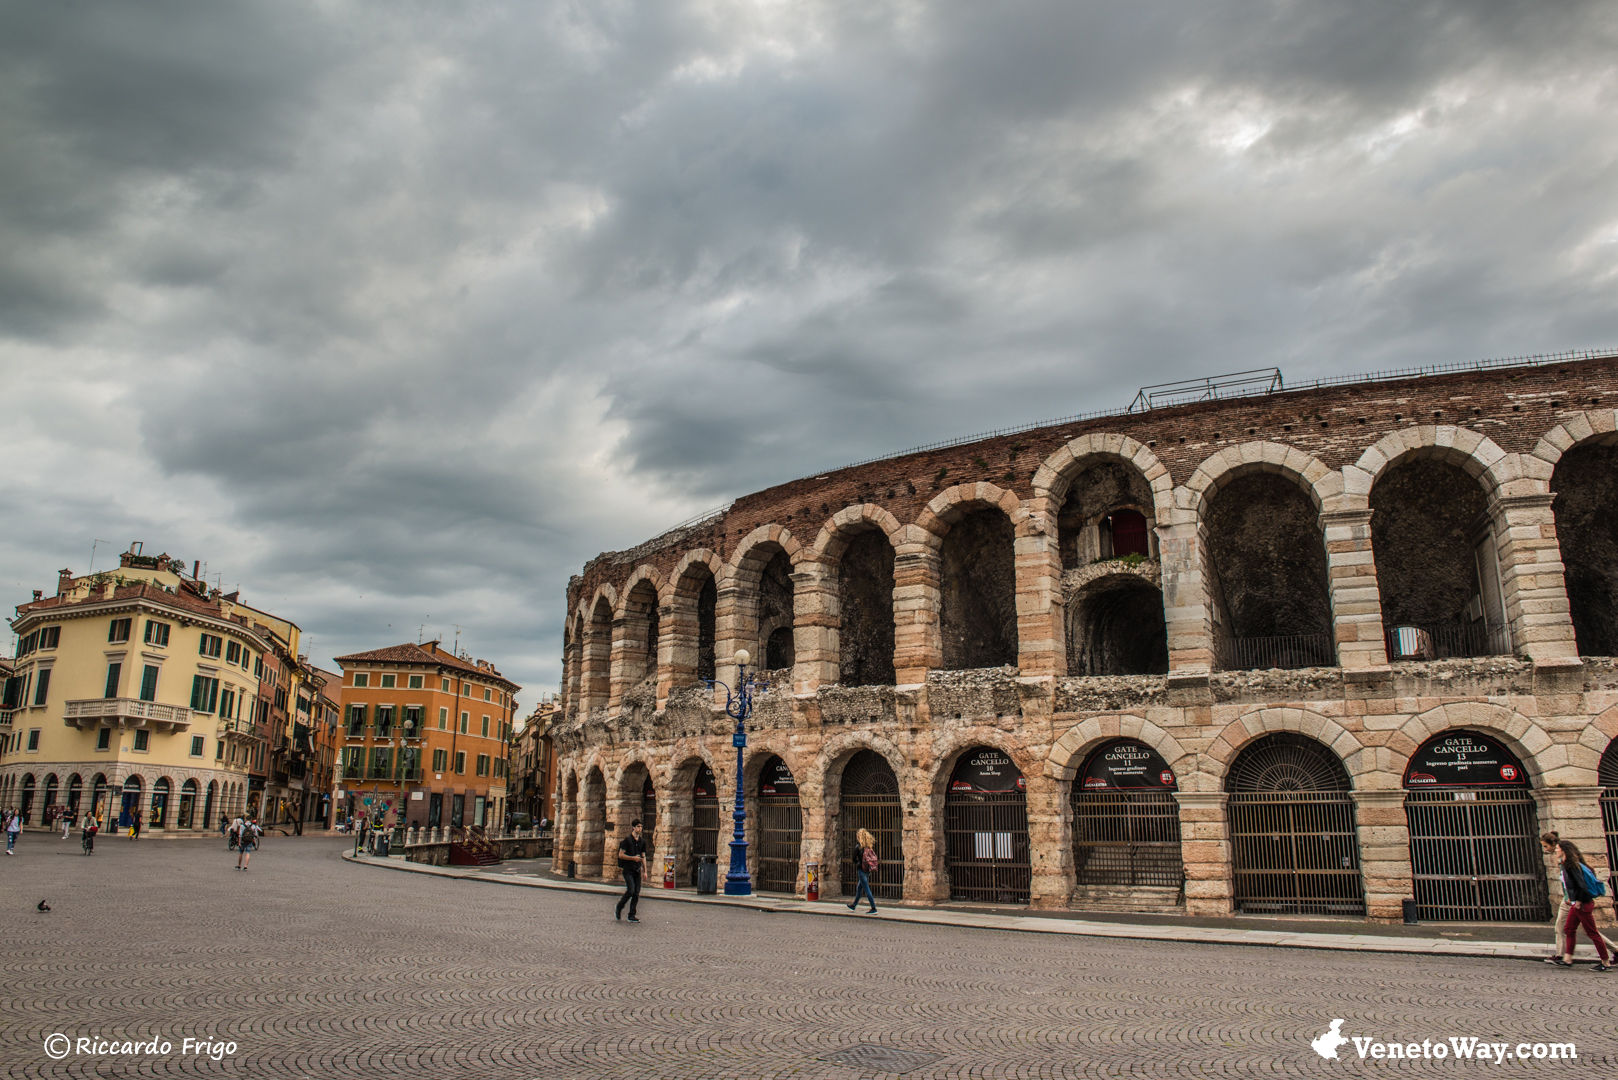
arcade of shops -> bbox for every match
[555,700,1618,924]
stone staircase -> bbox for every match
[448,829,503,867]
[1069,885,1184,914]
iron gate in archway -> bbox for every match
[755,755,801,893]
[944,747,1030,904]
[691,763,719,884]
[1603,740,1618,899]
[1226,734,1365,916]
[1404,730,1549,922]
[1071,739,1184,890]
[839,750,904,900]
[640,776,657,862]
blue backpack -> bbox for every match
[1582,863,1608,899]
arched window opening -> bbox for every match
[1552,442,1618,656]
[1057,462,1155,570]
[67,774,83,813]
[1372,458,1506,659]
[152,777,171,829]
[43,775,59,826]
[697,577,717,683]
[639,774,657,863]
[119,774,144,829]
[943,747,1029,904]
[1225,733,1363,915]
[839,750,904,900]
[1071,739,1183,896]
[1404,729,1547,922]
[179,779,199,829]
[622,580,660,688]
[756,756,801,893]
[838,529,896,686]
[940,509,1017,670]
[1066,575,1168,676]
[1207,473,1334,670]
[20,774,36,825]
[756,549,795,672]
[566,614,584,715]
[584,597,613,711]
[691,763,719,886]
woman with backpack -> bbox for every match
[1542,832,1617,963]
[846,828,879,914]
[1551,840,1611,971]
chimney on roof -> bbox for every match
[192,560,200,580]
[57,569,73,596]
[32,590,43,602]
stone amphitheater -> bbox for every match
[553,351,1618,925]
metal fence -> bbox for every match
[1384,622,1514,661]
[1603,790,1618,902]
[840,796,905,900]
[1228,792,1365,915]
[690,796,719,884]
[1217,632,1336,672]
[1071,790,1184,890]
[944,791,1031,904]
[1405,789,1549,921]
[756,796,802,893]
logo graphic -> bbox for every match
[1500,765,1518,782]
[1312,1019,1349,1060]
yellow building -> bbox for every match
[0,545,301,832]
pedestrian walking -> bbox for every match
[846,828,879,914]
[235,816,262,871]
[5,810,20,854]
[81,815,98,856]
[130,809,142,840]
[228,814,244,851]
[615,818,647,922]
[1542,832,1618,963]
[1551,840,1612,971]
[60,809,74,840]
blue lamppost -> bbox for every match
[707,648,764,896]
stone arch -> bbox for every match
[1182,441,1344,520]
[928,727,1041,799]
[1576,704,1618,783]
[615,567,665,695]
[807,730,910,804]
[1032,432,1176,527]
[578,763,609,880]
[667,550,723,689]
[1203,708,1374,792]
[581,589,616,713]
[1346,424,1516,509]
[812,503,904,562]
[812,504,902,688]
[1527,408,1618,477]
[915,482,1032,539]
[666,748,726,887]
[725,525,804,673]
[1047,715,1193,785]
[1392,703,1554,787]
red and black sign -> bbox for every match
[694,763,717,798]
[1404,729,1530,788]
[758,755,797,797]
[1079,738,1177,791]
[949,748,1025,793]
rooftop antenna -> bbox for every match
[453,624,463,654]
[88,538,113,575]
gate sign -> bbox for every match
[949,748,1025,793]
[1404,730,1530,788]
[1079,739,1177,791]
[694,763,717,798]
[759,756,798,796]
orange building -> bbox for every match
[332,641,519,830]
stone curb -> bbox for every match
[343,852,1555,962]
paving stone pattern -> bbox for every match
[4,837,1617,1078]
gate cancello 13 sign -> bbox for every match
[1404,730,1529,788]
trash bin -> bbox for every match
[696,854,719,894]
[1401,898,1419,925]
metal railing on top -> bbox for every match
[1216,632,1336,671]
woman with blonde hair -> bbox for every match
[847,827,879,914]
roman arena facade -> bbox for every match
[552,352,1618,923]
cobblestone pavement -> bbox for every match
[4,836,1617,1079]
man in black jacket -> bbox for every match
[616,819,647,923]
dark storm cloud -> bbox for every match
[3,0,1617,697]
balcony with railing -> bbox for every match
[1385,622,1513,662]
[1215,632,1336,672]
[65,698,193,732]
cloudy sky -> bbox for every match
[4,1,1617,699]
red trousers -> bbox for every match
[1562,901,1611,964]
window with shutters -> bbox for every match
[108,618,132,643]
[144,620,170,646]
[190,675,220,713]
[199,634,223,658]
[104,663,122,699]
